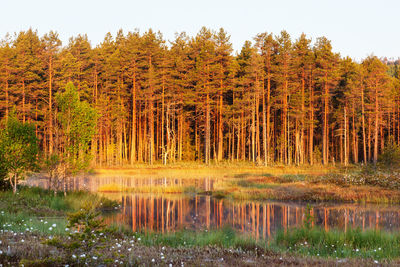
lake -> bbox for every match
[27,174,400,238]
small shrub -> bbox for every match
[377,144,400,169]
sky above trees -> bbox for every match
[1,0,399,61]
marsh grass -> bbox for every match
[0,186,118,236]
[274,226,400,260]
[97,184,199,194]
[208,167,400,203]
[0,186,118,214]
[0,211,68,235]
[93,162,334,179]
[117,226,267,252]
[109,222,398,261]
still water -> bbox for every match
[103,193,400,239]
[27,175,400,238]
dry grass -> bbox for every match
[97,183,198,194]
[92,162,335,179]
[212,176,400,203]
[90,164,400,203]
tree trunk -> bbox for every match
[309,70,314,165]
[374,82,379,164]
[205,92,210,164]
[48,57,53,155]
[323,71,329,165]
[262,77,267,165]
[218,78,223,161]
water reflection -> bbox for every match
[103,193,400,239]
[26,176,400,237]
[27,176,216,192]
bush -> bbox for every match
[0,163,10,191]
[377,144,400,169]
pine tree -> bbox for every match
[42,31,62,155]
[314,37,340,165]
[362,56,390,164]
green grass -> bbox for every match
[274,226,400,260]
[110,225,267,251]
[0,211,68,235]
[0,186,118,216]
[0,186,119,235]
[109,222,399,261]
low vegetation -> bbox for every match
[0,186,118,217]
[97,183,199,194]
[1,186,400,265]
[275,226,400,261]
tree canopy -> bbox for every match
[0,111,38,192]
[0,28,399,166]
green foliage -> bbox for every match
[55,82,98,174]
[303,204,314,230]
[377,144,400,169]
[0,111,38,192]
[66,202,107,252]
[0,162,9,191]
[43,201,111,263]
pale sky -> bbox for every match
[1,0,399,61]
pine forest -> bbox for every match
[1,27,399,166]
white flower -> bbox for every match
[92,256,98,260]
[0,250,2,254]
[152,259,155,262]
[137,238,141,241]
[52,224,56,227]
[48,227,53,231]
[65,228,69,231]
[21,239,24,243]
[374,260,379,264]
[80,254,86,258]
[72,255,76,259]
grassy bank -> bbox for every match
[211,174,400,203]
[91,164,400,203]
[97,183,199,194]
[92,162,336,179]
[0,186,118,234]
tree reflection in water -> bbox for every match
[103,194,400,239]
